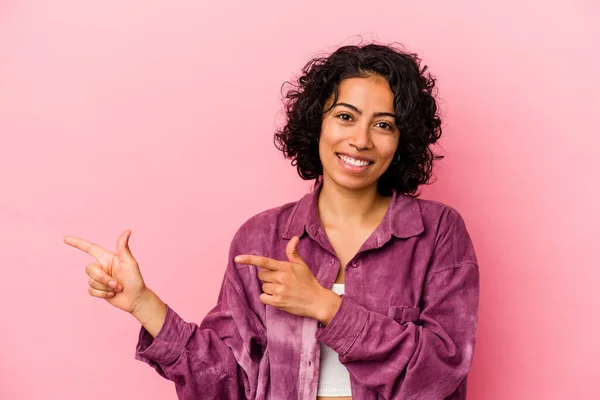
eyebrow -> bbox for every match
[333,102,396,119]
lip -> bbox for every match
[336,153,373,174]
[336,152,374,163]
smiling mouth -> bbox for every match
[336,153,374,167]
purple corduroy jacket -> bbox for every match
[135,180,480,399]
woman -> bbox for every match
[64,43,479,399]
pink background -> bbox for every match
[1,1,598,399]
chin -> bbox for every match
[328,173,378,192]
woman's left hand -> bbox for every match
[234,236,340,323]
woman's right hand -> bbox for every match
[64,230,148,315]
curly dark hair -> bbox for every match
[273,42,443,197]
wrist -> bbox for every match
[315,288,342,326]
[131,288,161,320]
[131,288,168,338]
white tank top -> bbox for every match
[317,283,352,397]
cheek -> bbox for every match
[320,119,347,141]
[319,136,341,165]
[374,137,399,157]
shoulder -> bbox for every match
[229,197,303,249]
[412,197,477,267]
[413,197,466,228]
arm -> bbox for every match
[131,289,167,338]
[315,210,480,400]
[134,225,267,399]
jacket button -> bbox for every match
[351,260,359,268]
[329,259,334,265]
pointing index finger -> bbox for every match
[235,255,280,271]
[63,236,109,260]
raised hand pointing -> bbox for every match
[64,230,148,314]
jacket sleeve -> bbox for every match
[134,225,267,399]
[315,209,480,400]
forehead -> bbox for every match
[330,76,395,110]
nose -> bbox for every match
[348,123,373,151]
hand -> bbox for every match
[234,236,341,323]
[64,230,149,315]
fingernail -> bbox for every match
[234,256,241,262]
[108,280,117,288]
[107,292,114,297]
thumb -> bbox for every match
[117,229,136,262]
[286,236,303,264]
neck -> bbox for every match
[317,176,387,228]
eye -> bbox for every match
[376,121,394,131]
[336,113,353,121]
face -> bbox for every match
[319,75,400,193]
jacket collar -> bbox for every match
[282,179,424,241]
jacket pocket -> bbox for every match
[388,305,420,324]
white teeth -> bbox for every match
[338,154,370,167]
